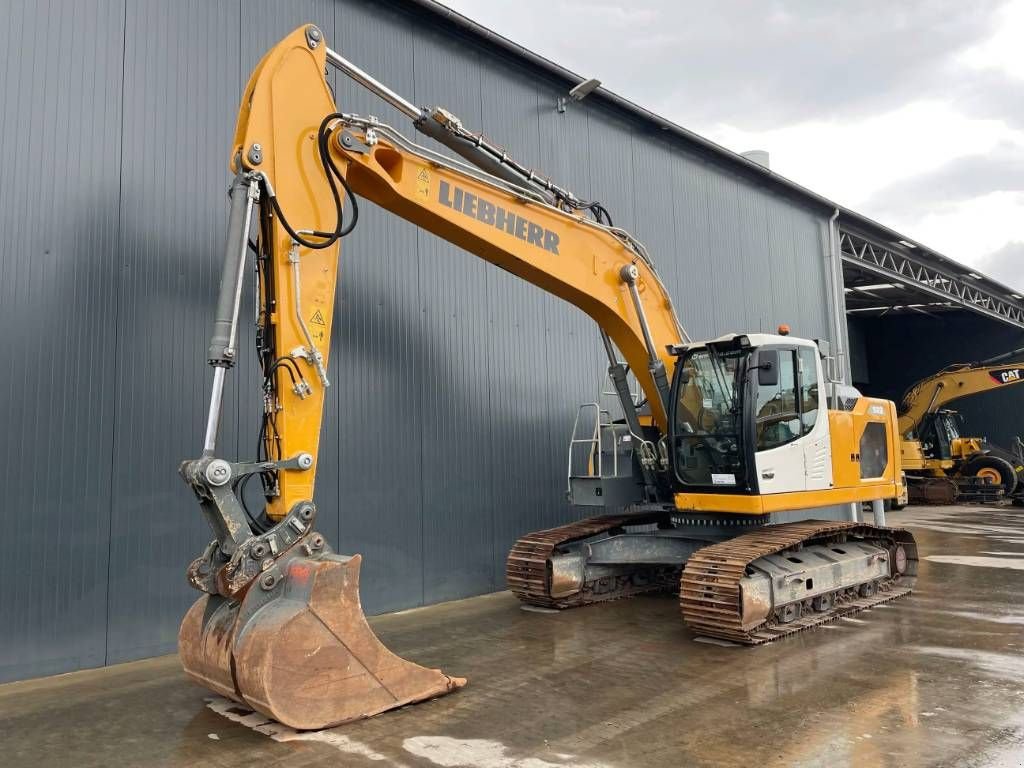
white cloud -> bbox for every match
[905,192,1024,283]
[704,102,1024,279]
[705,100,1022,207]
[959,0,1024,79]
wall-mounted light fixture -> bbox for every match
[557,77,602,113]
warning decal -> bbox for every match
[416,167,430,198]
[310,309,326,326]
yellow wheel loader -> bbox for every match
[179,25,918,729]
[896,349,1024,504]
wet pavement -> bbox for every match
[2,505,1024,768]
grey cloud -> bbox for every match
[445,0,1005,131]
[977,241,1024,293]
[862,143,1024,218]
[953,70,1024,130]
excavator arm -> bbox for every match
[178,24,685,729]
[898,348,1024,437]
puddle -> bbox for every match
[925,555,1024,571]
[693,636,741,648]
[891,509,1024,539]
[206,697,408,764]
[911,646,1024,679]
[403,736,609,768]
[948,611,1024,625]
[206,698,608,767]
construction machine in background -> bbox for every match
[896,349,1024,504]
[179,25,917,730]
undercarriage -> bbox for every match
[507,509,917,644]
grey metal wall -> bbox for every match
[0,0,834,683]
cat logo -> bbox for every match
[990,367,1024,384]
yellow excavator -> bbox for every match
[179,26,918,730]
[897,348,1024,504]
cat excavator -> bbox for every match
[179,25,917,730]
[897,348,1024,504]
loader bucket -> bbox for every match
[179,553,465,730]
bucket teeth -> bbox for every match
[179,553,465,730]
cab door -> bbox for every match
[798,345,832,491]
[753,348,806,493]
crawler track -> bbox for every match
[508,517,917,646]
[506,514,678,608]
[679,520,918,644]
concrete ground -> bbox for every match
[3,505,1024,768]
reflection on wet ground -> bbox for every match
[1,505,1023,767]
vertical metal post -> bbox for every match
[825,209,850,391]
[871,499,887,527]
[847,502,861,523]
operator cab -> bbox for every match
[667,333,831,495]
[917,409,964,460]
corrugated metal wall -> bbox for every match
[0,0,834,682]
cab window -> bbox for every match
[755,350,800,450]
[798,346,819,432]
[755,346,821,451]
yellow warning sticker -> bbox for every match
[416,167,430,198]
[310,309,326,326]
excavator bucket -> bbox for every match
[179,553,465,730]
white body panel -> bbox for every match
[755,438,806,493]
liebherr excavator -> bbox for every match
[179,25,918,730]
[898,347,1024,503]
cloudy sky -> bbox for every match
[443,0,1024,291]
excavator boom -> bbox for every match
[898,348,1024,437]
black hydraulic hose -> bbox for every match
[265,113,359,249]
[236,473,269,534]
[266,359,298,385]
[973,345,1024,367]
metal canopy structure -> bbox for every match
[840,227,1024,329]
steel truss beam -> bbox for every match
[840,229,1024,329]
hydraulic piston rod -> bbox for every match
[325,47,420,120]
[325,45,556,203]
[202,173,259,454]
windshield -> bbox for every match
[940,412,962,440]
[671,347,748,488]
